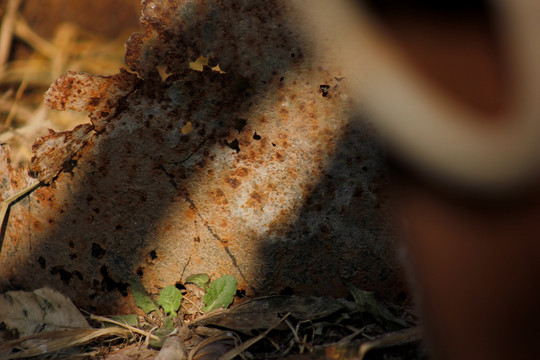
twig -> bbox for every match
[0,0,22,78]
[0,180,40,252]
[5,75,27,127]
[13,16,58,60]
[181,295,204,315]
[218,313,291,360]
[358,326,423,360]
[90,314,160,341]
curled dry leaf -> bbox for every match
[44,69,138,132]
[0,287,89,337]
[30,123,94,184]
[192,295,353,336]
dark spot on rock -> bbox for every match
[149,250,158,260]
[37,256,46,269]
[100,265,128,296]
[225,139,240,153]
[50,266,73,285]
[233,118,247,132]
[320,84,330,97]
[88,97,100,106]
[175,282,186,291]
[136,267,144,276]
[91,243,106,259]
[253,132,261,140]
[280,286,294,295]
[74,270,83,280]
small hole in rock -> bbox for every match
[280,287,294,295]
[236,289,247,298]
[320,84,330,97]
[253,132,261,140]
[225,139,241,153]
[91,243,106,259]
[175,282,186,291]
[233,118,247,132]
[149,250,158,260]
[37,256,46,269]
[136,267,144,277]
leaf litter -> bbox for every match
[0,282,423,359]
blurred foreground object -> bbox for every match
[294,0,540,359]
[295,0,540,189]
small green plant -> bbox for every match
[129,277,158,314]
[202,275,237,312]
[158,285,183,317]
[131,274,238,317]
[185,273,211,291]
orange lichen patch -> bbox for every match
[181,121,193,135]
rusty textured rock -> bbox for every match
[0,0,404,312]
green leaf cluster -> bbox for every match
[131,274,237,316]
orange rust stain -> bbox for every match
[279,108,289,117]
[233,167,249,177]
[33,220,43,231]
[224,177,241,189]
[185,207,197,220]
[246,191,263,208]
[275,152,284,162]
[211,188,229,206]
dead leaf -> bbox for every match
[0,287,89,337]
[44,68,138,132]
[191,295,353,335]
[30,123,94,183]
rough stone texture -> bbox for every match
[0,0,404,313]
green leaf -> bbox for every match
[129,277,158,314]
[110,314,139,327]
[185,273,211,291]
[348,284,407,328]
[202,275,237,312]
[158,285,183,317]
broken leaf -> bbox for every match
[109,314,139,327]
[130,278,158,314]
[192,295,352,335]
[158,285,183,317]
[202,275,237,312]
[185,274,210,291]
